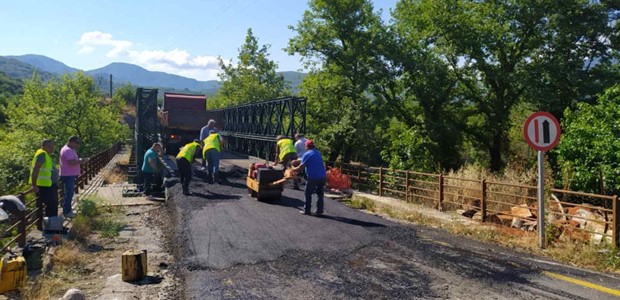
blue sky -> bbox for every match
[0,0,398,81]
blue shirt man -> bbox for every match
[293,139,327,216]
[141,143,162,197]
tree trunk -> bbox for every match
[489,132,504,173]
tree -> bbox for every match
[556,85,620,195]
[287,0,389,163]
[0,72,130,193]
[393,0,618,172]
[216,28,290,107]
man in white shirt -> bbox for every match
[293,133,307,189]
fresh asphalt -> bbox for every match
[164,153,620,299]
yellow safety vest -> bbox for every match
[176,142,200,162]
[203,133,221,153]
[277,138,296,161]
[29,149,53,187]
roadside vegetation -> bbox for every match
[346,194,620,274]
[23,197,124,299]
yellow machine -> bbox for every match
[0,255,27,293]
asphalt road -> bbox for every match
[165,154,620,299]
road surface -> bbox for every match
[164,153,620,299]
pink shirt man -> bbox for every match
[60,144,80,176]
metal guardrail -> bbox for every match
[1,143,121,252]
[336,163,620,247]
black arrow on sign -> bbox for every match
[542,120,550,143]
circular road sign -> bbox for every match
[523,112,561,152]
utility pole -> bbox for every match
[109,74,113,98]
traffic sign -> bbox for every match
[523,112,561,152]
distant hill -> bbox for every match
[0,55,306,95]
[0,71,23,99]
[280,71,306,94]
[0,57,55,81]
[7,54,79,74]
[86,62,221,94]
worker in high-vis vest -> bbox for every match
[30,139,59,217]
[203,130,224,184]
[175,139,202,195]
[274,135,299,189]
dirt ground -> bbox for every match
[0,196,178,300]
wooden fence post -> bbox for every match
[405,171,410,202]
[438,174,444,211]
[357,165,361,190]
[613,195,619,248]
[481,179,487,222]
[36,194,43,230]
[379,167,384,196]
[17,193,26,247]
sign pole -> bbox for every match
[538,150,545,249]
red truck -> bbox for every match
[159,92,210,155]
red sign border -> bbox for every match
[523,112,561,152]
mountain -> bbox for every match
[0,55,306,95]
[0,56,55,81]
[7,54,79,74]
[280,71,306,94]
[86,62,221,94]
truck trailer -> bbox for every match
[159,92,210,155]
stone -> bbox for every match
[60,288,86,300]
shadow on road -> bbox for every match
[318,215,385,228]
[265,195,305,209]
[191,191,241,201]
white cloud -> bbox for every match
[76,31,221,81]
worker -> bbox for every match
[293,133,307,189]
[275,135,299,189]
[176,139,202,195]
[59,136,88,218]
[199,119,219,169]
[30,139,59,218]
[141,143,162,200]
[292,139,326,216]
[203,130,223,184]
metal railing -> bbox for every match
[337,163,620,247]
[1,143,121,252]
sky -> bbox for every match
[0,0,398,81]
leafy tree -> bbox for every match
[287,0,389,163]
[216,28,290,107]
[393,0,618,172]
[0,71,23,123]
[0,72,130,193]
[556,85,620,195]
[113,83,136,105]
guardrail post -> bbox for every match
[379,167,384,196]
[481,179,487,222]
[17,193,26,247]
[36,194,43,230]
[438,174,444,211]
[613,195,619,248]
[405,171,410,202]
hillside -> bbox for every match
[0,57,55,81]
[7,54,79,74]
[86,63,221,94]
[0,55,306,95]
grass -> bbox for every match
[22,242,90,300]
[103,165,127,184]
[344,194,620,274]
[71,197,124,241]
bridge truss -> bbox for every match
[207,96,307,160]
[134,88,159,180]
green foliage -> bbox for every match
[215,28,291,107]
[78,198,99,218]
[288,0,388,163]
[0,72,130,193]
[556,85,620,194]
[113,83,136,105]
[393,0,618,172]
[380,118,437,172]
